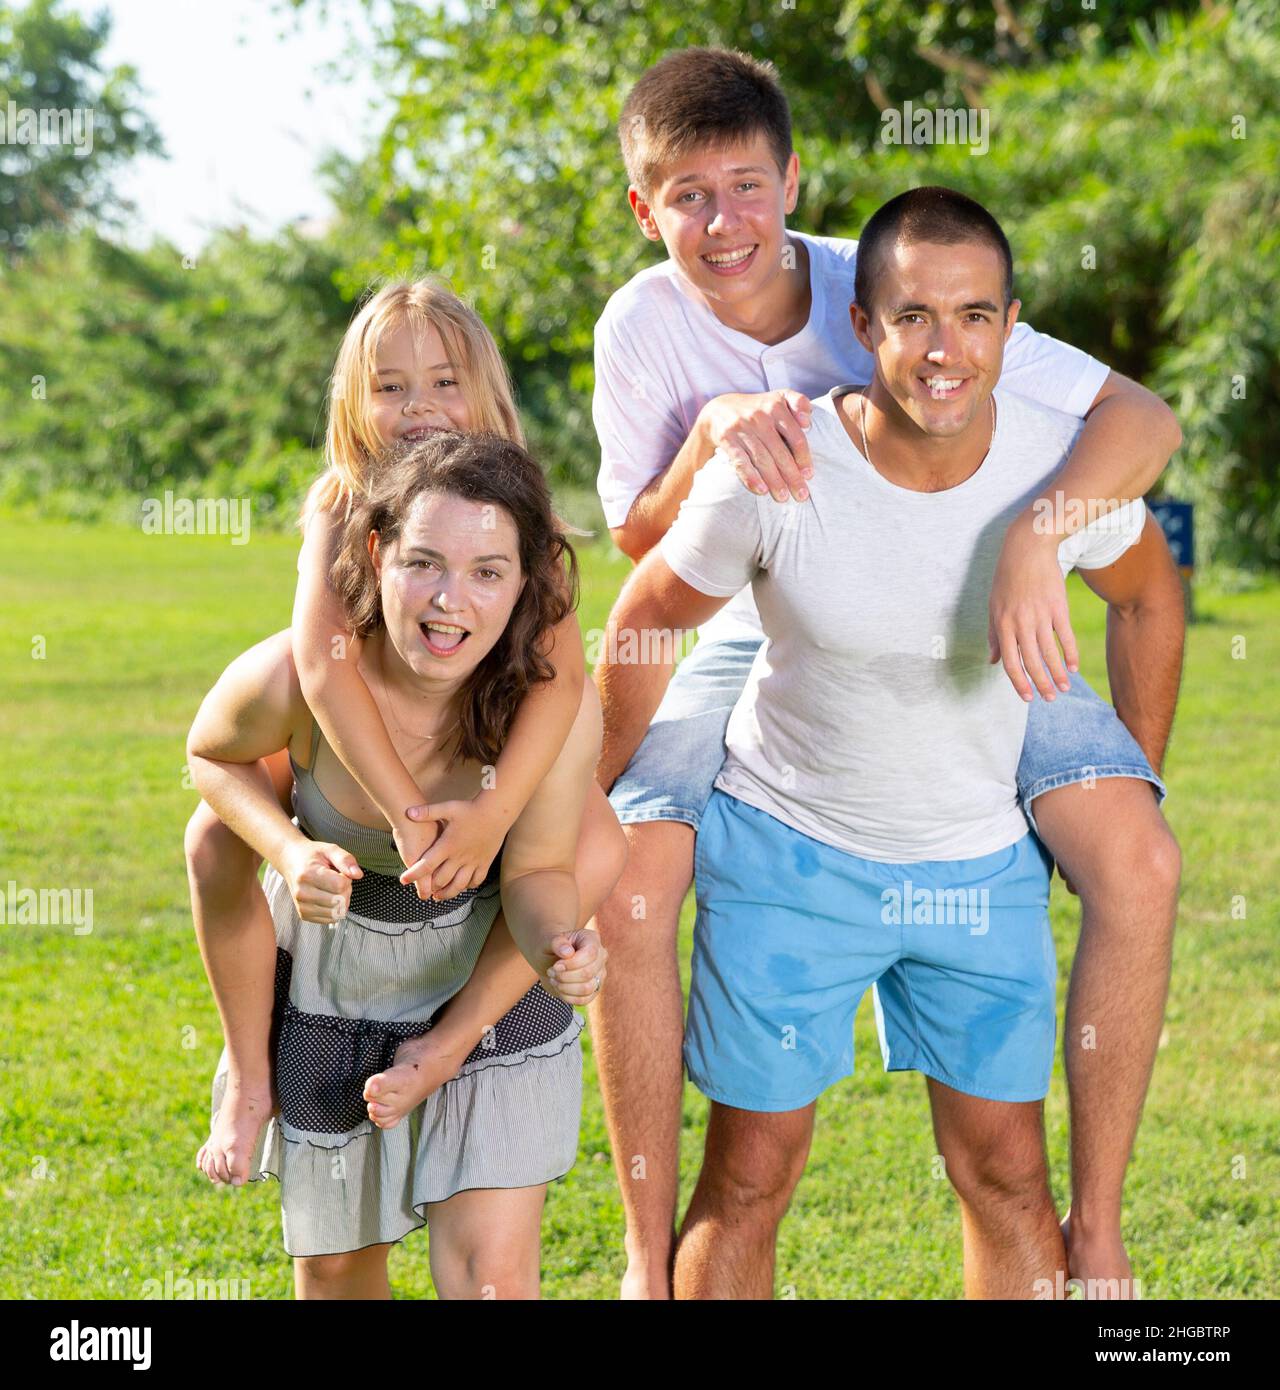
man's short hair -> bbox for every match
[618,47,793,199]
[853,186,1014,317]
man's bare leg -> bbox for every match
[587,818,692,1299]
[1033,778,1180,1296]
[674,1101,815,1300]
[928,1079,1067,1299]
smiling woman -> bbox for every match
[185,430,621,1299]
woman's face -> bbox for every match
[371,490,525,685]
[367,320,472,449]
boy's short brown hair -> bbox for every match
[618,47,793,199]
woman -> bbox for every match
[188,430,612,1299]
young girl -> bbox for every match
[187,280,626,1194]
[190,430,611,1296]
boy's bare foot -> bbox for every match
[363,1034,459,1129]
[197,1077,275,1186]
[1061,1210,1138,1298]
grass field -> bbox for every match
[1,514,1276,1300]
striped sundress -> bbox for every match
[208,721,584,1257]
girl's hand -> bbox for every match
[540,929,607,1007]
[400,796,508,901]
[392,818,445,902]
[281,840,363,923]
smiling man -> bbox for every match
[589,47,1183,1300]
[595,186,1184,1299]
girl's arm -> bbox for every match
[292,503,438,877]
[401,608,587,898]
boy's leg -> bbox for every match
[674,1100,815,1300]
[1018,672,1178,1292]
[426,1186,547,1300]
[587,819,692,1299]
[589,636,762,1299]
[294,1244,394,1301]
[927,1081,1066,1299]
[190,749,292,1185]
[1032,778,1179,1291]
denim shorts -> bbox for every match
[686,789,1058,1109]
[607,636,1166,832]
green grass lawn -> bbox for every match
[1,515,1276,1299]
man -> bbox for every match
[589,47,1183,1298]
[595,185,1185,1298]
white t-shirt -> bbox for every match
[659,386,1145,862]
[593,230,1111,644]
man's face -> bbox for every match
[851,238,1020,438]
[629,132,800,313]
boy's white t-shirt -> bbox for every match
[593,230,1110,644]
[659,386,1146,862]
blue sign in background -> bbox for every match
[1150,499,1195,569]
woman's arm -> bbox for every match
[499,679,605,1001]
[401,609,587,898]
[187,630,363,916]
[292,504,433,873]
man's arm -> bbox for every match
[989,371,1183,701]
[1077,514,1186,774]
[594,553,732,789]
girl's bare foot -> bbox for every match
[197,1077,275,1186]
[363,1035,458,1129]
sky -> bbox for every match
[63,0,389,254]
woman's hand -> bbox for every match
[399,795,508,901]
[539,929,608,1007]
[280,839,363,923]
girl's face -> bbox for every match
[371,490,525,686]
[367,320,473,449]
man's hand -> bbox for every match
[398,796,508,901]
[988,517,1079,701]
[700,390,813,502]
[280,839,363,923]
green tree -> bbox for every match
[0,0,162,256]
[0,226,354,516]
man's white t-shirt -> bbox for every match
[659,387,1145,862]
[593,230,1110,644]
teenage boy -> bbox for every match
[596,185,1185,1299]
[588,47,1182,1299]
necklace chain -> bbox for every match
[374,638,460,743]
[858,388,995,479]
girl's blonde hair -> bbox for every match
[304,277,523,523]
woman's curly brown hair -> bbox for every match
[330,431,579,768]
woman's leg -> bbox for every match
[426,1186,547,1299]
[294,1244,394,1300]
[190,750,293,1185]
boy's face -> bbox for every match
[629,132,800,313]
[850,238,1021,439]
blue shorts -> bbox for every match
[685,789,1058,1110]
[607,637,1166,831]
